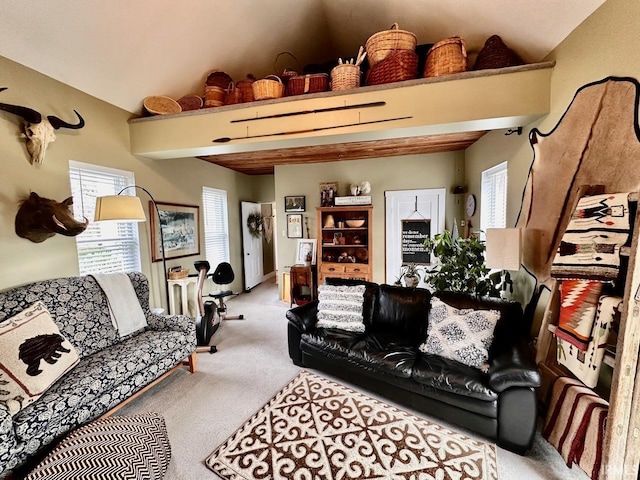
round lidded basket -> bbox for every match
[365,23,417,67]
[331,64,361,91]
[203,85,225,108]
[423,36,467,77]
[236,74,256,103]
[252,75,284,100]
[143,96,181,115]
[365,50,418,86]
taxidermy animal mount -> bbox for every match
[15,192,89,243]
[0,87,85,164]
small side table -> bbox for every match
[168,276,198,317]
[290,265,316,306]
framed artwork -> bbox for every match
[150,201,200,262]
[284,195,305,212]
[287,214,303,238]
[319,181,339,207]
[295,239,317,265]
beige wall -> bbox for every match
[465,0,640,228]
[0,56,265,308]
[275,153,465,283]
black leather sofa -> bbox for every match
[286,279,541,454]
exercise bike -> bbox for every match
[194,260,219,353]
[193,260,244,353]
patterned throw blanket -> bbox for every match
[551,192,630,281]
[551,192,629,353]
[543,376,608,480]
[557,295,621,386]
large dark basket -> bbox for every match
[473,35,524,70]
[365,50,418,86]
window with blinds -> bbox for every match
[480,161,508,234]
[69,161,142,275]
[202,186,230,267]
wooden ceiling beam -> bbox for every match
[197,131,486,175]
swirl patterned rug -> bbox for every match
[206,370,498,479]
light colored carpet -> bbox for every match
[117,278,589,480]
[206,370,498,479]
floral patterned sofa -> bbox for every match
[0,272,197,476]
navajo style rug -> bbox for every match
[206,371,498,480]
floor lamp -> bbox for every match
[93,186,170,310]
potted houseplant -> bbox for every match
[422,230,501,297]
[395,263,422,288]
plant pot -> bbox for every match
[403,275,420,288]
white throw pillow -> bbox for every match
[0,301,79,415]
[316,284,366,333]
[420,298,500,372]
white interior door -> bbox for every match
[385,188,446,286]
[241,201,264,290]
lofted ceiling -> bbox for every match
[0,1,606,173]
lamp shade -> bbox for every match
[94,195,146,222]
[485,228,522,271]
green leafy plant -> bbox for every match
[422,230,500,297]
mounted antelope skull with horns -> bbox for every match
[15,192,89,243]
[0,87,85,164]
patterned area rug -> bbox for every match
[206,370,498,479]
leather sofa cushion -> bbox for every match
[301,329,364,361]
[374,285,431,341]
[348,332,418,378]
[324,278,379,329]
[412,353,498,402]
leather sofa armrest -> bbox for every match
[286,301,319,333]
[488,337,541,392]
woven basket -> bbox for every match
[365,50,418,86]
[252,75,284,100]
[203,86,225,108]
[224,82,239,105]
[274,52,302,85]
[143,96,181,115]
[168,269,189,280]
[205,70,233,89]
[473,35,524,70]
[365,23,417,67]
[176,94,202,112]
[331,64,361,91]
[236,75,256,103]
[424,36,467,77]
[285,73,329,96]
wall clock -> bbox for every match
[465,194,476,217]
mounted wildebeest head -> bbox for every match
[15,192,89,243]
[0,87,85,165]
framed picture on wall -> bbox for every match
[287,214,303,238]
[295,239,317,265]
[150,201,200,262]
[284,195,305,212]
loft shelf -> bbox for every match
[129,62,554,174]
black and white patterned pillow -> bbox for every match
[420,298,500,372]
[25,412,171,480]
[316,284,366,333]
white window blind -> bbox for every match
[480,161,508,233]
[203,186,230,267]
[69,161,142,275]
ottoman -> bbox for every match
[25,412,171,480]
